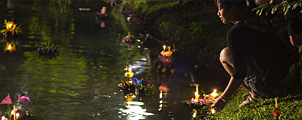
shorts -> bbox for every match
[244,70,288,97]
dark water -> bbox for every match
[0,1,228,120]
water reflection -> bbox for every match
[119,95,154,119]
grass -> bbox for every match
[212,83,302,120]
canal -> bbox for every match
[0,1,228,120]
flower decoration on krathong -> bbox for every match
[122,32,136,44]
[96,7,108,19]
[183,88,221,110]
[135,78,155,95]
[38,41,59,57]
[1,92,32,120]
[5,41,16,53]
[118,80,136,91]
[160,45,173,57]
[1,20,22,37]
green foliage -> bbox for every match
[126,1,227,59]
[253,0,302,16]
[213,87,302,119]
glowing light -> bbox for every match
[8,23,13,29]
[159,90,163,98]
[192,109,197,118]
[211,108,216,114]
[195,92,200,100]
[16,113,20,119]
[2,116,7,120]
[211,89,218,98]
[163,45,166,52]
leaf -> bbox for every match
[271,4,280,15]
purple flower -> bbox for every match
[20,96,30,103]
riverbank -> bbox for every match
[106,0,302,119]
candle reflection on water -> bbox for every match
[119,95,154,119]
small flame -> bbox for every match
[16,113,20,119]
[163,45,166,52]
[211,89,218,98]
[211,108,216,114]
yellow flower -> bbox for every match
[162,68,167,73]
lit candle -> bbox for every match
[275,98,278,108]
[211,108,216,114]
[195,92,200,100]
[159,90,163,98]
[16,113,19,120]
[168,46,171,51]
[211,89,218,98]
[163,45,166,52]
[8,23,13,29]
[2,116,6,120]
[192,109,197,118]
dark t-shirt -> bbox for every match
[227,23,292,86]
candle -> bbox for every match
[168,46,171,51]
[195,92,200,100]
[163,45,166,52]
[13,106,16,120]
[195,85,199,95]
[192,109,197,118]
[16,113,19,120]
[211,89,218,98]
[275,98,278,108]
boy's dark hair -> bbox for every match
[215,0,257,15]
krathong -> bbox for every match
[38,41,59,57]
[0,92,33,120]
[1,20,22,38]
[122,32,136,44]
[155,45,175,74]
[96,7,109,19]
[183,89,221,113]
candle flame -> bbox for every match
[192,109,197,118]
[211,89,218,98]
[195,92,200,99]
[163,45,166,52]
[8,23,13,29]
[211,108,216,114]
[2,116,6,120]
[16,113,20,119]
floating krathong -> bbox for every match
[1,20,22,38]
[135,78,155,95]
[0,92,33,120]
[38,42,59,57]
[155,45,175,74]
[96,7,109,19]
[183,88,220,111]
[122,32,136,44]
